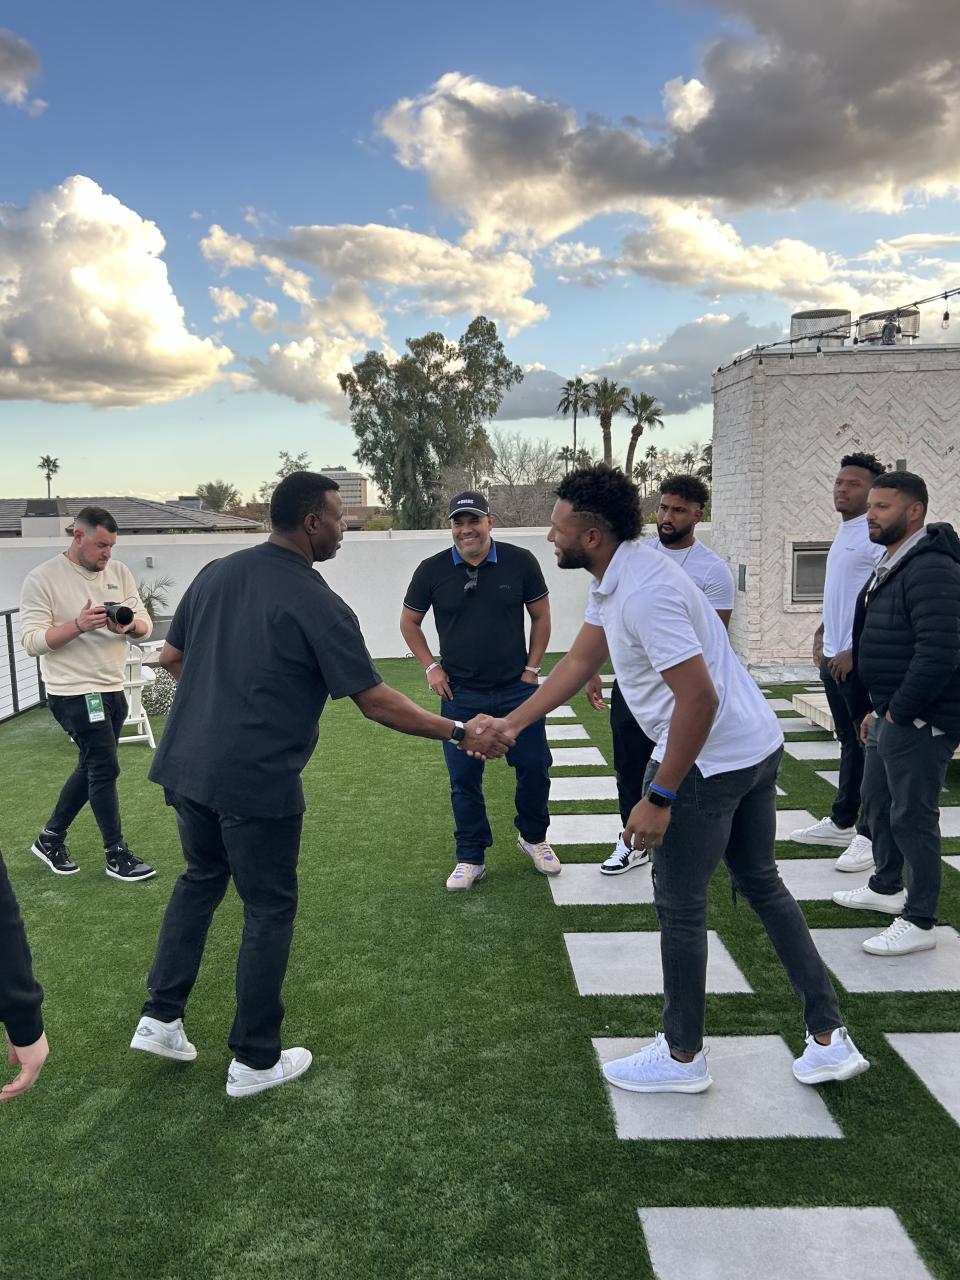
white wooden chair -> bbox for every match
[120,644,156,748]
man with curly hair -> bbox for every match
[791,453,886,870]
[478,464,868,1094]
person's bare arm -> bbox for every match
[716,609,732,631]
[157,641,184,683]
[400,606,452,700]
[522,597,551,684]
[497,623,609,734]
[45,598,109,650]
[812,622,824,666]
[352,683,510,757]
[0,1032,49,1102]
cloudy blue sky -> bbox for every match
[2,0,959,500]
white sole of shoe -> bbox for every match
[599,858,651,876]
[105,867,157,882]
[129,1031,197,1062]
[793,1054,870,1085]
[603,1070,713,1094]
[31,843,80,875]
[791,833,855,848]
[862,937,936,957]
[834,860,876,873]
[226,1050,313,1098]
[832,894,905,915]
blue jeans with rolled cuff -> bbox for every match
[440,679,551,864]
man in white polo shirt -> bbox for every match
[590,472,735,875]
[482,465,868,1093]
[791,454,886,870]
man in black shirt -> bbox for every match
[130,473,506,1098]
[400,491,558,891]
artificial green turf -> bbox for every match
[1,663,958,1279]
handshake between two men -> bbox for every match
[460,715,517,759]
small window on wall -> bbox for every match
[792,543,831,603]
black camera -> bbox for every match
[104,601,134,627]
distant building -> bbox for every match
[0,496,262,538]
[318,467,368,506]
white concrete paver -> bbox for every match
[549,863,654,905]
[593,1037,840,1139]
[816,770,841,787]
[775,857,847,899]
[778,718,820,734]
[548,814,625,845]
[767,698,795,711]
[809,926,960,992]
[775,810,817,839]
[545,724,589,741]
[785,740,842,761]
[637,1207,932,1278]
[885,1033,960,1127]
[565,931,752,995]
[549,776,618,801]
[550,747,607,767]
[546,705,576,719]
[944,855,960,873]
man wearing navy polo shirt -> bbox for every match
[401,491,559,891]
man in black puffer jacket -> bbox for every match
[834,471,960,956]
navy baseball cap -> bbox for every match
[448,491,490,518]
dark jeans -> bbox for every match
[610,680,656,826]
[440,679,551,863]
[143,790,302,1070]
[820,658,869,836]
[47,692,128,848]
[650,748,842,1054]
[862,717,958,929]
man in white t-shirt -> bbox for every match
[791,454,886,870]
[589,473,736,875]
[479,465,868,1094]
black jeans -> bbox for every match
[47,692,128,848]
[440,679,551,864]
[610,681,656,826]
[820,658,869,836]
[143,790,302,1070]
[862,717,958,929]
[650,748,842,1054]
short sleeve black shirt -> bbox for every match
[150,543,381,818]
[403,541,548,690]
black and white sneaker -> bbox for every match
[105,843,156,882]
[599,834,651,876]
[31,829,79,875]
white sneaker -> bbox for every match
[832,884,906,915]
[789,816,855,847]
[834,834,875,872]
[601,1033,712,1094]
[863,918,937,956]
[446,861,487,891]
[130,1016,197,1062]
[792,1026,870,1084]
[226,1047,313,1098]
[517,836,562,876]
[599,834,650,876]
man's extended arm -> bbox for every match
[523,597,551,683]
[496,623,610,732]
[353,683,509,757]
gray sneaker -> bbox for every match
[226,1047,313,1098]
[130,1016,197,1062]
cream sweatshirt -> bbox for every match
[19,553,153,695]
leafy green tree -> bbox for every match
[38,455,59,499]
[195,479,241,513]
[591,378,631,466]
[339,317,522,529]
[623,393,665,479]
[257,451,311,503]
[556,377,594,459]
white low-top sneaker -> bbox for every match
[789,816,856,847]
[130,1016,197,1062]
[832,884,906,914]
[599,834,651,876]
[446,861,487,891]
[517,836,562,876]
[602,1033,712,1094]
[792,1026,870,1084]
[863,918,937,956]
[226,1047,313,1098]
[834,834,874,872]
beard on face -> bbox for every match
[868,515,909,546]
[556,544,591,570]
[657,522,692,546]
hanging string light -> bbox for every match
[942,293,951,330]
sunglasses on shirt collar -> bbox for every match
[463,566,480,594]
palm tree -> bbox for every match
[195,480,241,513]
[38,455,60,499]
[696,441,713,486]
[623,392,665,479]
[556,377,594,460]
[591,378,631,465]
[556,445,576,475]
[632,459,651,497]
[680,448,697,471]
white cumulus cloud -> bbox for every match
[0,176,233,406]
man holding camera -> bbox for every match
[19,506,155,882]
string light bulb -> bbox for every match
[942,308,951,331]
[816,342,823,358]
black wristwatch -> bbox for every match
[448,720,467,744]
[645,789,673,809]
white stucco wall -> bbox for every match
[711,345,960,667]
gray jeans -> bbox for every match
[650,748,842,1055]
[862,716,958,929]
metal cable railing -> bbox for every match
[0,608,46,722]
